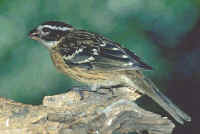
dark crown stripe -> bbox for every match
[41,21,73,28]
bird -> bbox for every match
[29,21,191,124]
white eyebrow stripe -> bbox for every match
[42,25,72,31]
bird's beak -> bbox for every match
[29,28,40,40]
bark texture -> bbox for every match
[0,87,175,134]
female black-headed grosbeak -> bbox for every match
[29,21,191,124]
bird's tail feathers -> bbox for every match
[142,77,191,124]
[125,71,191,124]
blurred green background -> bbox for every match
[0,0,199,133]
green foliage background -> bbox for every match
[0,0,199,108]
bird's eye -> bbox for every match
[42,28,50,32]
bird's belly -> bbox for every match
[50,52,117,85]
[63,67,111,84]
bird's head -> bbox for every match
[29,21,74,49]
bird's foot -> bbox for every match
[100,85,124,96]
[70,86,106,100]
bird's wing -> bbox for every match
[57,30,152,71]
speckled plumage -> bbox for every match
[53,29,153,71]
[29,21,191,124]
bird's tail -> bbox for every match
[126,71,191,124]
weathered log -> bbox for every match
[0,87,175,134]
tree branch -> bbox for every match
[0,87,175,134]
